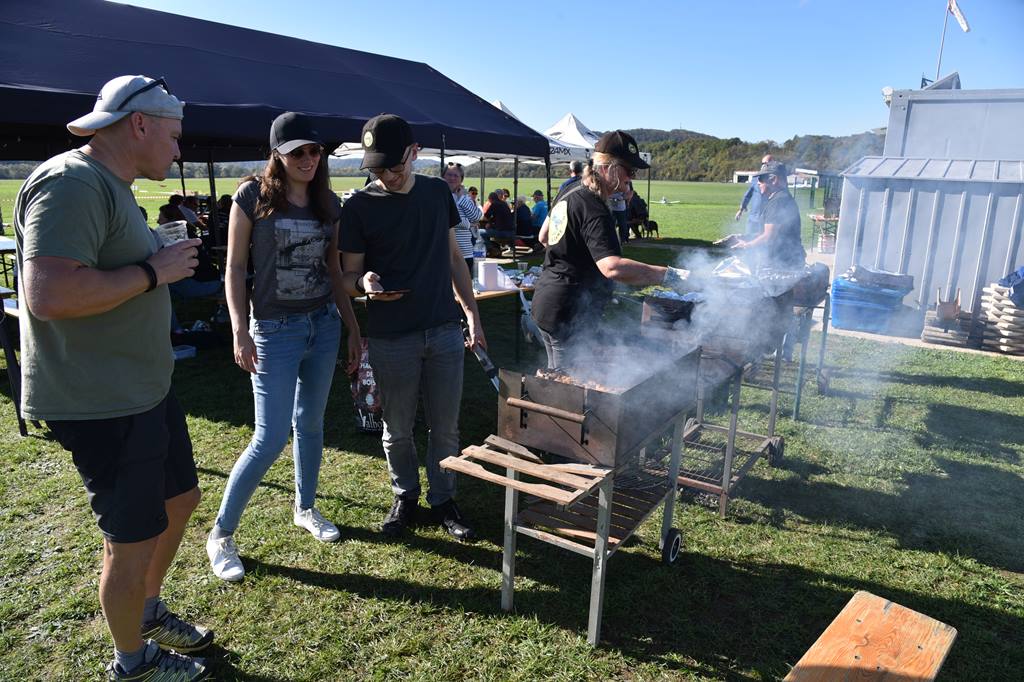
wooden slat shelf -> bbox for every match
[440,436,610,510]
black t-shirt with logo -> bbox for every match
[340,175,462,337]
[531,185,621,334]
[761,188,806,268]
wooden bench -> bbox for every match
[0,291,29,436]
[785,591,957,681]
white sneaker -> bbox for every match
[293,505,341,542]
[206,532,244,582]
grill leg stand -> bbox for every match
[587,476,614,646]
[501,469,519,612]
[719,373,742,519]
[816,294,831,389]
[767,342,783,438]
[660,419,685,548]
[794,310,812,421]
[695,361,706,424]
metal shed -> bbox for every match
[835,87,1024,320]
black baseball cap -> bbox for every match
[755,160,788,179]
[532,189,544,198]
[270,112,322,154]
[594,130,649,170]
[360,114,415,170]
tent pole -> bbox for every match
[480,158,485,198]
[440,134,446,176]
[177,159,186,196]
[647,166,652,214]
[545,157,552,208]
[513,158,520,268]
[206,151,220,247]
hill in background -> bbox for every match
[0,128,884,182]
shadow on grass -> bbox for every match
[237,546,1019,680]
[838,368,1024,400]
[921,403,1023,464]
[738,456,1024,574]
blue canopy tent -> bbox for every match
[0,0,550,164]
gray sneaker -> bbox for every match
[107,645,209,680]
[141,609,214,654]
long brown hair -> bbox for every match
[241,147,337,225]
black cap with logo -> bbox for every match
[269,112,322,155]
[594,130,650,170]
[360,114,415,170]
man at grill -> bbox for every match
[531,130,686,369]
[341,113,486,542]
[733,160,806,269]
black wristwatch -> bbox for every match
[355,276,366,294]
[137,261,158,292]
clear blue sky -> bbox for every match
[116,0,1024,143]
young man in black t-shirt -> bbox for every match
[531,131,686,368]
[340,114,486,542]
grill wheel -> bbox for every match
[662,528,683,564]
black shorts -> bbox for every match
[48,391,199,544]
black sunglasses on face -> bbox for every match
[286,145,322,160]
[369,148,412,176]
[615,164,637,179]
[116,77,171,111]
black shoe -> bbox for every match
[432,500,476,542]
[382,495,418,538]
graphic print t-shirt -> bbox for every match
[531,185,621,334]
[234,180,339,319]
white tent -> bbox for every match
[331,101,590,166]
[544,112,601,149]
[543,112,652,165]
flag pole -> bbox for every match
[935,1,950,81]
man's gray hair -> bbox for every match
[569,160,584,175]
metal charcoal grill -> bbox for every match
[441,344,702,645]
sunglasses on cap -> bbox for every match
[116,77,171,111]
[285,145,322,160]
[757,174,775,183]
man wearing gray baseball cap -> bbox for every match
[14,75,211,680]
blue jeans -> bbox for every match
[368,322,464,507]
[168,277,221,331]
[215,303,342,533]
[478,228,515,251]
[613,210,629,243]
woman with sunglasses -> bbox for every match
[531,131,684,369]
[206,112,361,582]
[442,162,482,276]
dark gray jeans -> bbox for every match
[368,322,464,507]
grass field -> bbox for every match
[0,175,821,246]
[1,265,1023,678]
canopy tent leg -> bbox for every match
[545,158,552,208]
[177,159,186,196]
[206,153,220,247]
[480,158,486,199]
[512,157,520,269]
[439,134,446,176]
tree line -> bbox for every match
[0,130,884,182]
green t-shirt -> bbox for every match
[14,150,173,420]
